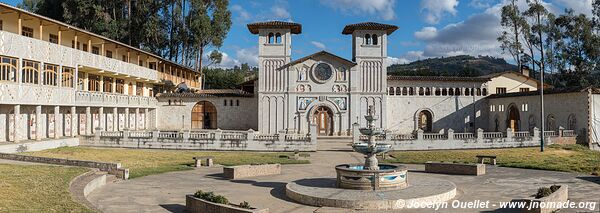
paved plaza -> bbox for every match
[84,140,600,212]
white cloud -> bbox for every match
[204,47,258,69]
[319,0,396,21]
[554,0,592,16]
[231,4,251,22]
[469,0,492,8]
[420,0,459,24]
[271,6,291,20]
[390,51,426,64]
[311,41,327,50]
[387,56,410,65]
[414,27,438,40]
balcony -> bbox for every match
[0,81,157,108]
[0,31,159,81]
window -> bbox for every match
[22,27,33,38]
[62,67,74,87]
[567,114,577,130]
[441,89,447,96]
[372,34,378,45]
[49,34,59,44]
[455,88,461,96]
[496,87,507,94]
[224,99,227,106]
[103,77,113,93]
[115,79,125,94]
[465,88,470,96]
[88,74,101,91]
[267,33,274,44]
[275,33,281,44]
[448,89,454,96]
[0,56,18,82]
[482,88,488,96]
[476,88,482,96]
[0,20,3,30]
[77,71,85,90]
[236,100,240,106]
[43,64,59,86]
[106,50,113,58]
[92,46,99,55]
[389,87,395,95]
[149,62,157,70]
[136,82,143,96]
[138,60,144,67]
[122,55,127,62]
[21,60,39,84]
[520,88,530,92]
[82,43,87,51]
[365,34,371,45]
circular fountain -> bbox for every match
[335,106,408,190]
[285,105,457,210]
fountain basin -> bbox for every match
[352,143,392,155]
[358,128,384,135]
[335,164,408,190]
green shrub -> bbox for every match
[193,190,229,204]
[239,201,252,209]
[212,195,229,204]
[535,187,553,199]
[534,185,560,199]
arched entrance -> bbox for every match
[191,101,217,129]
[507,105,520,131]
[313,106,333,136]
[418,110,433,132]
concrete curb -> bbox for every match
[69,169,109,212]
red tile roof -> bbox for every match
[342,22,399,35]
[247,21,302,34]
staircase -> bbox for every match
[316,137,354,151]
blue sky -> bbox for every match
[3,0,594,67]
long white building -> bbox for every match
[0,3,201,143]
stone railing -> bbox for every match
[75,91,158,108]
[81,126,318,152]
[352,124,577,151]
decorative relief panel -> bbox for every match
[298,97,316,110]
[332,85,348,92]
[329,97,347,110]
[296,84,312,92]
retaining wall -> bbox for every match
[223,164,282,179]
[425,162,486,176]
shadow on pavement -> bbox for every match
[293,178,337,188]
[159,204,186,213]
[577,176,600,184]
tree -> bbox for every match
[187,0,232,75]
[498,0,526,70]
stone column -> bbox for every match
[144,108,149,130]
[70,106,76,137]
[35,105,42,140]
[98,107,104,131]
[352,123,360,144]
[13,105,20,143]
[124,108,130,130]
[447,129,454,141]
[99,76,104,92]
[54,106,60,139]
[332,114,340,136]
[113,107,118,131]
[85,107,91,135]
[135,108,140,130]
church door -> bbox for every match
[418,110,433,132]
[507,105,520,131]
[191,101,217,129]
[313,106,333,136]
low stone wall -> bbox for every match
[83,173,107,197]
[81,128,317,152]
[223,164,281,180]
[0,153,129,179]
[354,124,578,151]
[186,195,269,213]
[511,185,569,213]
[0,138,79,153]
[425,162,486,176]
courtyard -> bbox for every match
[0,141,599,212]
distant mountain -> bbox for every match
[388,55,519,77]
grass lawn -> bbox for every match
[25,147,310,178]
[0,164,92,212]
[384,144,600,175]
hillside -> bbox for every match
[388,55,518,77]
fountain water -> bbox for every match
[335,105,408,190]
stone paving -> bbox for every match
[83,140,600,212]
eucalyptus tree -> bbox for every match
[498,0,526,70]
[187,0,231,73]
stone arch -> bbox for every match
[414,108,434,132]
[306,100,341,136]
[567,114,577,130]
[191,101,217,129]
[506,103,520,131]
[546,114,557,131]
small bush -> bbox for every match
[534,185,560,199]
[535,187,553,199]
[239,201,252,209]
[193,190,228,204]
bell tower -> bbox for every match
[342,22,398,128]
[247,21,302,134]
